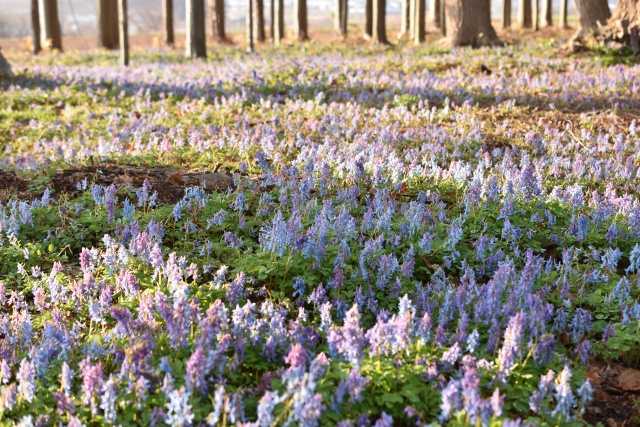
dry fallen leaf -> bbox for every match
[617,368,640,392]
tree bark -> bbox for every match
[335,0,347,37]
[247,0,255,51]
[364,0,373,38]
[162,0,174,46]
[118,0,129,66]
[444,0,498,46]
[518,0,532,28]
[98,0,119,49]
[440,0,446,35]
[255,0,266,42]
[532,0,539,30]
[32,0,42,54]
[414,0,425,44]
[503,0,511,28]
[543,0,552,26]
[186,0,207,58]
[39,0,62,51]
[572,0,611,42]
[398,0,410,38]
[341,0,348,36]
[296,0,309,40]
[209,0,226,42]
[430,0,441,28]
[598,0,638,49]
[410,0,416,37]
[559,0,568,28]
[0,48,13,79]
[372,0,388,44]
[273,0,284,44]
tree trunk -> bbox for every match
[503,0,511,28]
[559,0,568,28]
[341,0,348,36]
[410,0,416,36]
[598,0,638,49]
[186,0,207,58]
[162,0,174,46]
[543,0,552,26]
[247,0,255,51]
[296,0,309,40]
[444,0,498,46]
[98,0,119,49]
[518,0,532,28]
[335,0,347,37]
[32,0,42,54]
[39,0,62,51]
[372,0,388,44]
[572,0,611,42]
[273,0,283,44]
[532,0,539,30]
[118,0,129,66]
[398,0,410,38]
[255,0,266,42]
[209,0,226,42]
[440,0,446,35]
[430,0,441,28]
[414,0,425,44]
[0,48,13,79]
[364,0,373,38]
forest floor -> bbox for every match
[0,28,639,426]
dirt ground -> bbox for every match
[585,358,640,426]
[0,165,235,204]
[0,23,578,55]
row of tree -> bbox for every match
[14,0,640,59]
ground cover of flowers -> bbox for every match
[0,42,639,426]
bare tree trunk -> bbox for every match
[543,0,552,26]
[296,0,309,40]
[440,0,446,35]
[39,0,62,51]
[364,0,373,38]
[398,0,410,38]
[32,0,42,54]
[186,0,207,58]
[518,0,532,28]
[118,0,129,66]
[162,0,174,46]
[372,0,388,44]
[532,0,539,30]
[335,0,347,37]
[600,0,639,50]
[572,0,611,42]
[247,0,255,51]
[410,0,416,36]
[98,0,119,49]
[444,0,498,46]
[209,0,226,42]
[430,0,441,28]
[273,0,283,44]
[559,0,568,28]
[255,0,266,42]
[341,0,348,36]
[0,48,13,79]
[503,0,512,28]
[414,0,425,44]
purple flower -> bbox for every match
[17,358,35,403]
[551,366,576,420]
[497,312,525,382]
[373,412,393,427]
